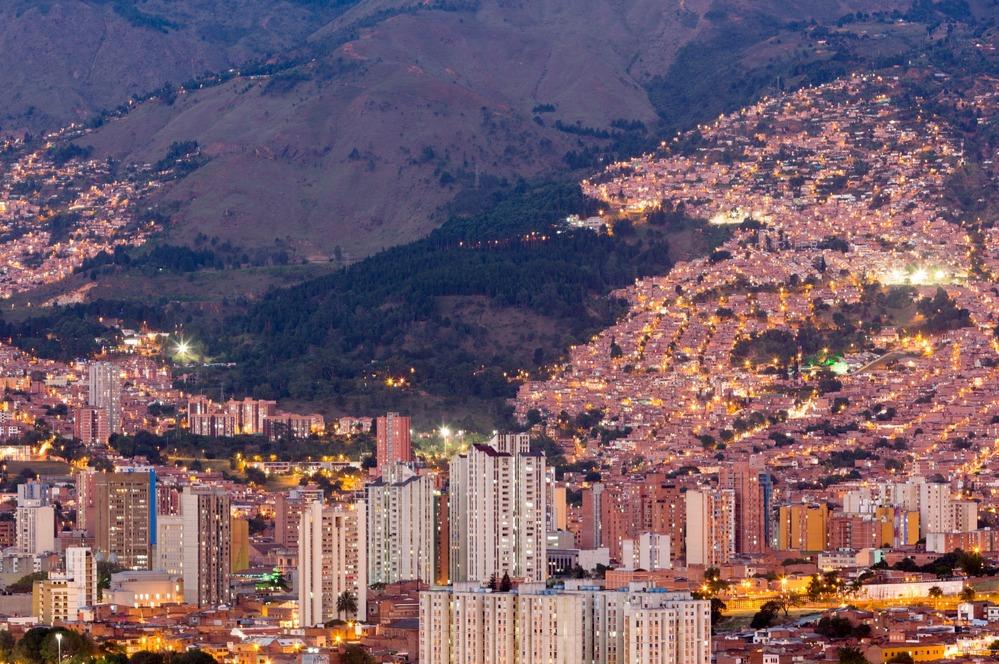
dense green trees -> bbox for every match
[211,182,675,412]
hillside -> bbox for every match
[0,0,354,131]
[75,0,927,260]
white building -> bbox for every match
[298,501,367,626]
[106,570,183,608]
[155,514,185,576]
[685,489,735,567]
[16,481,55,555]
[366,463,435,584]
[65,546,98,609]
[621,533,672,571]
[449,433,547,583]
[88,361,122,434]
[419,583,711,664]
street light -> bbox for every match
[55,632,63,664]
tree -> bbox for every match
[886,654,914,664]
[338,645,375,664]
[0,631,14,662]
[750,601,779,629]
[773,591,804,617]
[128,653,165,664]
[499,572,512,592]
[960,585,976,601]
[7,571,47,593]
[709,597,726,630]
[173,651,218,664]
[837,646,870,664]
[336,591,358,620]
[928,586,943,599]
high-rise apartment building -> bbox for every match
[419,584,711,664]
[366,463,435,584]
[16,481,55,554]
[376,412,412,469]
[621,533,672,571]
[719,458,772,554]
[66,546,98,610]
[73,407,110,445]
[685,488,735,567]
[274,485,325,548]
[181,485,232,607]
[777,503,829,552]
[88,362,122,434]
[449,433,546,583]
[32,547,97,624]
[95,470,156,569]
[298,501,367,627]
[155,514,184,576]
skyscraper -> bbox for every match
[95,470,156,570]
[684,488,735,567]
[298,501,367,627]
[181,485,232,607]
[449,433,547,583]
[366,463,435,584]
[376,412,412,469]
[88,362,122,434]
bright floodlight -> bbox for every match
[440,426,452,438]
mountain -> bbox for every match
[72,0,925,260]
[0,0,355,131]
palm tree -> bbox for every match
[928,585,943,607]
[960,585,976,602]
[337,591,359,620]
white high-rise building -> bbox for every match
[366,463,435,584]
[621,533,672,571]
[919,479,951,536]
[181,486,231,607]
[155,515,185,576]
[298,501,367,627]
[88,362,122,434]
[419,584,711,664]
[449,433,547,583]
[16,481,55,554]
[685,488,735,568]
[65,546,98,609]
